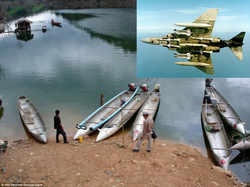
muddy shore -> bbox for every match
[0,135,247,187]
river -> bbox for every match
[0,9,249,183]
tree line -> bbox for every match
[0,0,136,21]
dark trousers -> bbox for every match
[56,128,67,143]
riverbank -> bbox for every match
[0,135,246,186]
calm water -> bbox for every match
[0,9,249,183]
[0,8,137,140]
[137,32,250,78]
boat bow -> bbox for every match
[218,155,230,170]
[231,137,250,150]
[233,122,245,135]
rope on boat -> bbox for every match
[76,124,87,130]
[147,78,158,87]
[135,78,150,86]
[135,78,158,87]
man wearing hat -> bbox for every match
[132,111,154,152]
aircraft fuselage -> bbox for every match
[141,34,222,54]
[141,32,244,54]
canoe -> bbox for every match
[201,95,231,170]
[73,85,139,140]
[132,84,160,141]
[51,19,62,27]
[231,136,250,150]
[18,96,47,143]
[96,87,149,142]
[205,78,246,134]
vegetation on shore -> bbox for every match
[0,0,136,21]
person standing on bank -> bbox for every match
[132,111,154,152]
[54,110,69,144]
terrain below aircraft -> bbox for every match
[141,9,245,75]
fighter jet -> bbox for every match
[141,9,245,75]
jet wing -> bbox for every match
[176,9,218,37]
[174,47,215,75]
[191,53,215,75]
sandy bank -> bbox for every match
[0,135,244,187]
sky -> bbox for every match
[137,0,250,32]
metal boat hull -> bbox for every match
[201,97,230,170]
[96,91,149,142]
[205,79,245,134]
[132,89,160,141]
[18,96,47,143]
[74,88,139,140]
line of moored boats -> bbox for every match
[3,78,250,170]
[202,78,250,170]
[74,82,161,142]
[16,81,161,144]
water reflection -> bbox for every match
[51,24,62,28]
[230,150,250,164]
[0,64,5,79]
[15,31,34,42]
[56,10,136,52]
[0,9,138,143]
[56,12,96,21]
[0,107,3,119]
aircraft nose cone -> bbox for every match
[141,38,152,44]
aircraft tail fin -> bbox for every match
[230,46,243,61]
[229,32,245,60]
[230,31,245,44]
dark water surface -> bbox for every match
[0,9,249,183]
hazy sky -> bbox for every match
[137,0,250,32]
